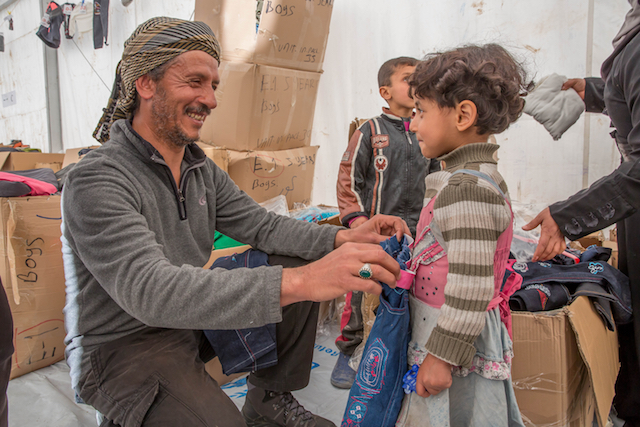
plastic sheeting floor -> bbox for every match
[7,322,350,426]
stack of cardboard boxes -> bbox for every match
[195,0,334,208]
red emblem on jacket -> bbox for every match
[374,155,388,172]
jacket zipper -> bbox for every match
[152,153,204,220]
[404,119,414,222]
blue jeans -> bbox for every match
[204,249,278,375]
[342,236,411,427]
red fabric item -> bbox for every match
[0,172,58,196]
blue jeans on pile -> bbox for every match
[203,249,278,375]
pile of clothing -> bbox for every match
[507,238,632,332]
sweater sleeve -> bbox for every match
[425,179,510,368]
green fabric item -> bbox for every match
[214,231,245,249]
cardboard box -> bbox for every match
[61,146,100,169]
[0,152,65,172]
[602,241,618,269]
[512,296,619,427]
[203,244,252,269]
[201,62,320,151]
[0,196,66,379]
[577,231,605,249]
[195,0,333,72]
[228,146,318,208]
[609,227,617,243]
[197,142,230,173]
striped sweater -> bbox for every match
[423,142,511,368]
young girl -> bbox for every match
[396,44,531,427]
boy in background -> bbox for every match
[332,57,438,388]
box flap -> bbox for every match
[62,146,100,169]
[567,296,620,427]
[0,152,11,170]
[0,153,65,172]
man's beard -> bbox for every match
[151,86,201,149]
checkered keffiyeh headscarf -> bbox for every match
[93,17,221,143]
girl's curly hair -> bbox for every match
[409,44,533,135]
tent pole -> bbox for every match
[40,0,63,154]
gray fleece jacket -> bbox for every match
[61,120,339,390]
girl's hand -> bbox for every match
[415,354,453,397]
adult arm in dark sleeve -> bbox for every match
[549,157,640,239]
[528,37,640,259]
[584,77,606,113]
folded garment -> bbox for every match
[203,249,278,376]
[0,169,60,197]
[523,73,585,140]
[510,282,571,312]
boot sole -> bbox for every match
[242,404,283,427]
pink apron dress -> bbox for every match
[396,169,525,427]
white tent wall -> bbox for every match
[57,0,196,149]
[311,0,630,209]
[0,0,632,208]
[0,0,49,148]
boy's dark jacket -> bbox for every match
[337,109,438,235]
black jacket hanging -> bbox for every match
[36,2,64,49]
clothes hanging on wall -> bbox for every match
[36,1,64,49]
[93,0,109,49]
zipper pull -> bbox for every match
[178,189,185,203]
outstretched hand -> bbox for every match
[561,78,586,100]
[280,241,401,306]
[415,354,452,398]
[522,207,567,262]
[335,214,410,248]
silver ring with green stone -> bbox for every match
[358,263,373,279]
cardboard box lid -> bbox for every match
[0,152,65,171]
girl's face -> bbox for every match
[409,96,459,159]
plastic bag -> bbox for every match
[258,195,290,217]
[290,204,339,223]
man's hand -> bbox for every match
[335,214,410,248]
[561,78,586,100]
[415,354,452,398]
[523,207,567,262]
[280,242,400,306]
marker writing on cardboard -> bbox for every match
[260,75,318,92]
[14,319,64,369]
[260,100,280,114]
[264,1,295,16]
[255,129,311,149]
[284,154,316,167]
[16,237,44,284]
[252,179,278,191]
[279,175,297,197]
